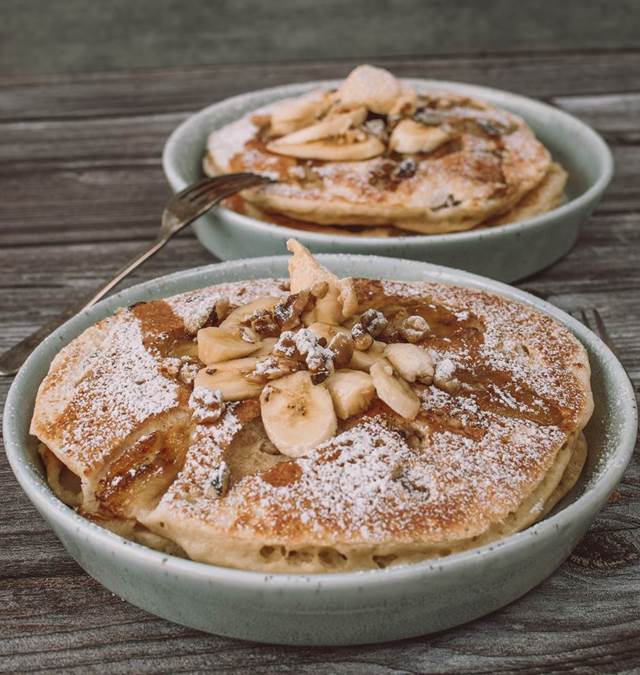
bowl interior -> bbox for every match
[4,255,636,585]
[164,78,611,232]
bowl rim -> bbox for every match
[4,254,636,593]
[162,77,614,245]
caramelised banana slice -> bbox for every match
[197,326,261,364]
[389,119,452,154]
[267,136,384,162]
[267,106,384,162]
[348,340,385,371]
[325,369,376,420]
[269,90,331,136]
[260,371,337,457]
[195,358,263,401]
[384,343,434,384]
[269,107,367,147]
[370,359,420,420]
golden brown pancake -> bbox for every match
[32,242,592,572]
[204,65,565,235]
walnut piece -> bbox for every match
[400,315,430,343]
[351,322,374,351]
[433,357,461,394]
[208,461,230,497]
[360,308,388,338]
[329,332,354,368]
[242,308,279,338]
[273,290,313,331]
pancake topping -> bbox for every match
[205,65,568,235]
[31,240,593,573]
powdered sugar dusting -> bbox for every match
[167,279,287,334]
[151,276,588,548]
[58,312,182,474]
[159,403,242,511]
[38,273,591,565]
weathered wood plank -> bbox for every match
[1,49,639,673]
[3,51,640,125]
[3,0,640,78]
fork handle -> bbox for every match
[0,235,169,376]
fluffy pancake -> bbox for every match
[32,242,592,573]
[222,161,567,239]
[204,65,564,234]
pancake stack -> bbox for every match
[32,241,592,572]
[204,65,567,236]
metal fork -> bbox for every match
[569,306,638,393]
[569,306,621,361]
[0,172,271,377]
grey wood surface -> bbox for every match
[1,52,639,673]
[2,0,640,77]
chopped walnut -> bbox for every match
[178,357,201,385]
[208,461,230,497]
[242,308,279,338]
[247,355,300,383]
[433,357,461,394]
[360,308,388,337]
[396,158,417,179]
[329,332,354,368]
[400,315,430,343]
[273,290,313,331]
[352,322,374,350]
[160,357,181,377]
[272,328,335,383]
[190,386,224,424]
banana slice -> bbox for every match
[348,340,385,371]
[337,64,401,115]
[388,88,418,117]
[195,358,263,401]
[197,326,261,364]
[267,136,384,162]
[287,239,358,325]
[254,337,277,356]
[389,119,452,154]
[325,369,376,419]
[220,296,280,333]
[384,343,434,384]
[270,90,330,136]
[260,371,337,457]
[370,359,420,420]
[270,108,367,146]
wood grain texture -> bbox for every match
[2,0,640,77]
[0,52,639,673]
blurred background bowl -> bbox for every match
[163,79,613,282]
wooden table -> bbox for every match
[1,52,639,673]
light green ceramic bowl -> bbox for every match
[3,256,636,645]
[163,79,613,282]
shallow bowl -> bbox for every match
[4,256,636,645]
[163,79,613,282]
